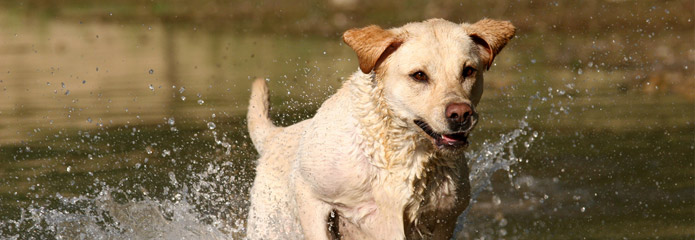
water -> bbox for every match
[0,115,538,239]
[1,4,693,239]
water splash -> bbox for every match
[463,119,533,217]
[453,102,538,238]
[1,162,247,240]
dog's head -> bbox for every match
[343,18,515,151]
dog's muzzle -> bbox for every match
[414,120,472,149]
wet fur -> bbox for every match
[246,18,515,239]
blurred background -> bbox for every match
[0,0,692,239]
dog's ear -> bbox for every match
[464,19,516,70]
[343,25,401,74]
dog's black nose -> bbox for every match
[446,102,473,126]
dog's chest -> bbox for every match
[408,158,461,215]
[370,152,463,215]
[398,154,469,238]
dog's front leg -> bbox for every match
[294,176,334,240]
[356,205,406,240]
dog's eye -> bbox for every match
[410,71,429,82]
[462,67,476,78]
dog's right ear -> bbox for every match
[343,25,402,74]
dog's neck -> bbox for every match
[348,71,463,229]
[348,71,434,171]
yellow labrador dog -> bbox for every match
[246,18,515,239]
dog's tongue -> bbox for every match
[441,134,460,145]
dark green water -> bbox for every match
[1,80,692,239]
[0,7,693,239]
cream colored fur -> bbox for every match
[246,18,515,240]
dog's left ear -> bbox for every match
[343,25,402,74]
[464,19,516,70]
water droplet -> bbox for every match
[87,117,92,123]
[179,87,185,93]
[498,217,508,227]
[168,172,177,184]
[180,96,186,101]
[149,69,154,74]
[197,99,204,105]
[66,166,71,172]
[207,122,216,130]
[577,68,583,75]
[581,207,586,212]
[64,90,70,95]
[492,195,502,205]
[167,117,175,125]
[148,84,154,91]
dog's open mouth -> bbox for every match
[414,120,469,148]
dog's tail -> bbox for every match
[247,78,277,155]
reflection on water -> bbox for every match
[0,17,349,144]
[0,5,693,240]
